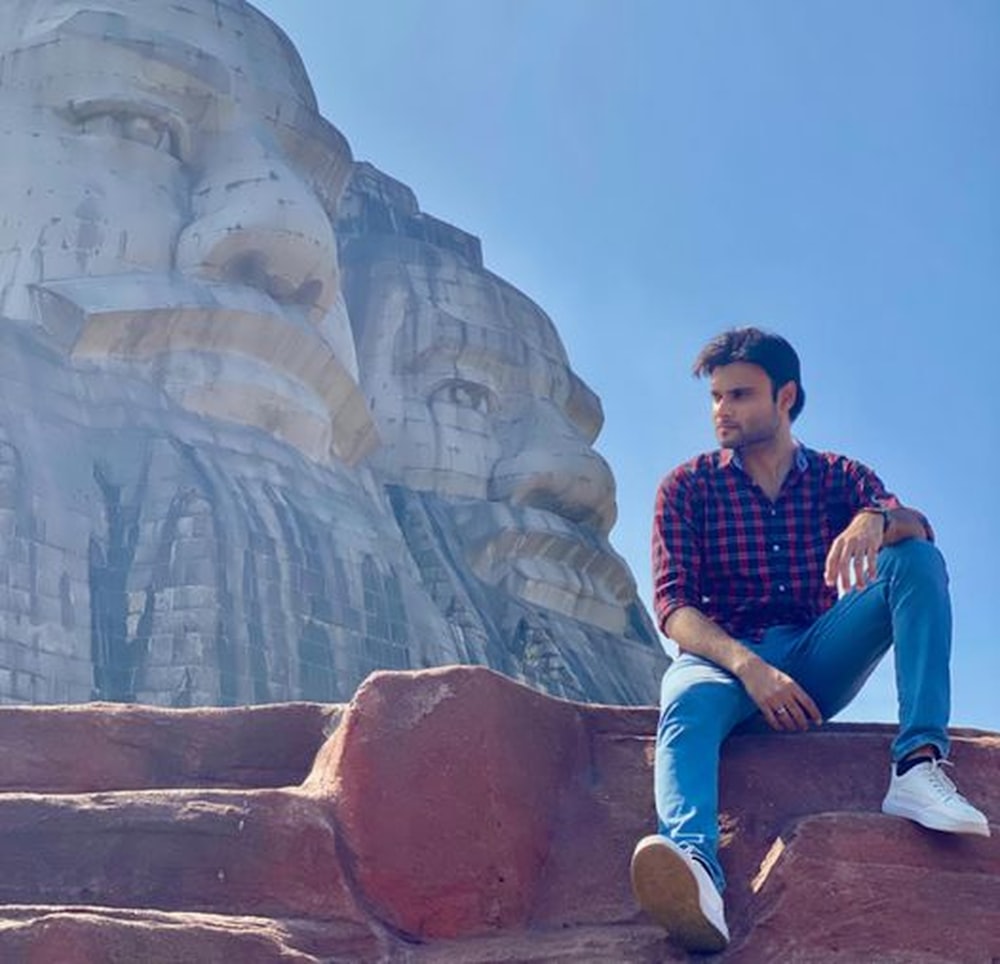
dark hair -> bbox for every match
[692,327,806,422]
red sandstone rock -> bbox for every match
[0,665,995,962]
[0,907,375,963]
[0,788,363,922]
[0,701,340,792]
[307,665,589,939]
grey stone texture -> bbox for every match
[0,0,667,707]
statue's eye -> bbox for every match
[71,101,185,160]
[430,379,495,415]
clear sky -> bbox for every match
[254,0,1000,730]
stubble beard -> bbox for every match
[718,408,782,454]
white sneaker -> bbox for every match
[881,758,991,837]
[630,834,730,953]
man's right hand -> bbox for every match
[735,655,824,732]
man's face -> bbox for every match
[0,0,370,462]
[710,362,789,450]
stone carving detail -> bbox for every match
[0,0,665,707]
[338,163,665,703]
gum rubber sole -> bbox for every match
[630,838,728,953]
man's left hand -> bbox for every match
[824,511,884,592]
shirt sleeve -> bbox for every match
[842,458,935,541]
[651,467,703,634]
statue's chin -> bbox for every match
[450,500,636,634]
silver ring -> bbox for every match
[775,707,787,715]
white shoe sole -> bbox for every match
[630,839,729,953]
[881,799,991,837]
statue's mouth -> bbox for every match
[32,273,377,465]
[450,500,637,635]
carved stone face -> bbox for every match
[340,168,648,639]
[0,0,373,463]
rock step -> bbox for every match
[0,701,340,793]
[0,905,384,963]
[0,788,360,922]
[0,666,996,961]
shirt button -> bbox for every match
[778,584,787,592]
[772,544,780,552]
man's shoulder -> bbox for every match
[664,450,725,481]
[657,451,726,498]
[802,446,880,477]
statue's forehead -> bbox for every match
[7,0,315,106]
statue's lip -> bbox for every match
[31,273,377,465]
[450,500,637,634]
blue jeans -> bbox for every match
[654,539,951,893]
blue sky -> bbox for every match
[254,1,1000,730]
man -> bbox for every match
[630,327,990,953]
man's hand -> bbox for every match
[824,510,884,593]
[735,655,823,732]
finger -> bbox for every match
[851,548,867,590]
[823,540,842,587]
[837,553,854,593]
[762,702,786,731]
[769,706,793,731]
[866,541,880,585]
[794,688,824,727]
[782,700,811,732]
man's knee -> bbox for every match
[658,661,744,739]
[878,539,948,589]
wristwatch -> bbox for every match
[860,506,891,533]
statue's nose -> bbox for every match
[174,151,339,320]
[489,401,617,535]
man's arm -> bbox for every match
[825,504,931,592]
[666,605,824,733]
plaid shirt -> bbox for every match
[652,445,918,642]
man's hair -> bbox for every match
[692,326,806,422]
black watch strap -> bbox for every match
[861,506,891,533]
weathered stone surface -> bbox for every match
[0,0,467,708]
[338,163,667,704]
[307,666,589,938]
[0,666,995,961]
[0,1,664,709]
[0,788,362,921]
[0,907,380,964]
[0,701,340,792]
[725,813,1000,963]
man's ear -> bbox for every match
[777,380,797,416]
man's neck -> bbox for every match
[736,434,798,501]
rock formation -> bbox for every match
[0,0,666,707]
[0,665,995,961]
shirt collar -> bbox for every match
[721,442,810,476]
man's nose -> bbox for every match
[174,151,339,319]
[488,402,617,535]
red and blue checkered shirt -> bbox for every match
[652,445,918,642]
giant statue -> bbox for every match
[337,164,665,702]
[0,0,665,707]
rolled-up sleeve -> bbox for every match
[843,458,935,542]
[652,468,702,634]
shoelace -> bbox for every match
[921,759,968,802]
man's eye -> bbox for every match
[430,380,495,415]
[77,110,181,159]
